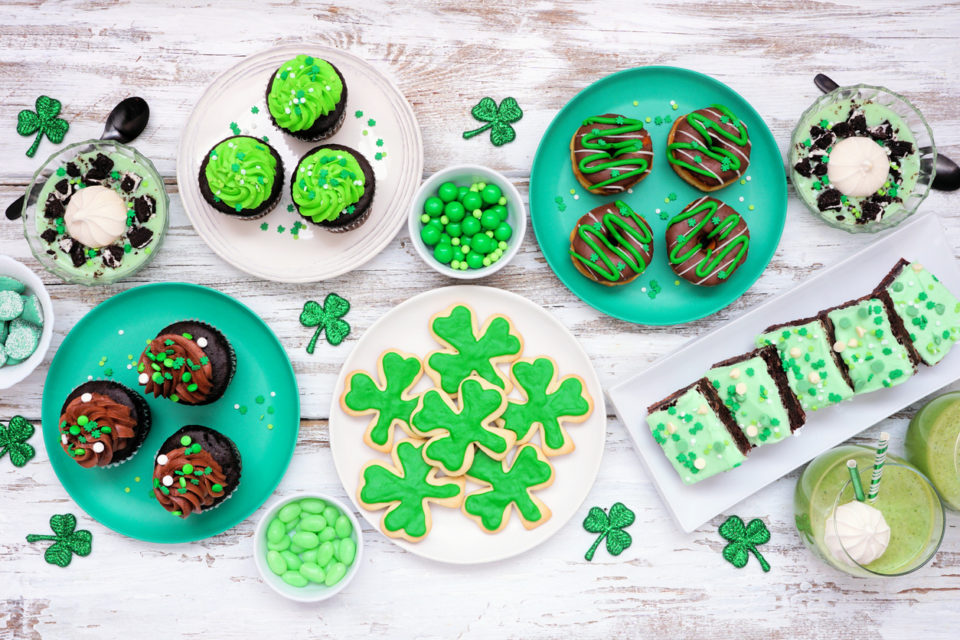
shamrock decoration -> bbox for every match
[0,415,36,467]
[299,293,351,353]
[25,514,92,567]
[718,515,771,572]
[342,351,423,453]
[462,445,555,533]
[462,97,523,147]
[17,96,69,158]
[583,502,635,561]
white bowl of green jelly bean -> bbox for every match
[254,494,362,602]
[408,164,526,279]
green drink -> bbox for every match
[795,445,945,577]
[905,392,960,510]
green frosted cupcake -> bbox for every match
[199,135,283,219]
[291,144,375,232]
[266,55,347,141]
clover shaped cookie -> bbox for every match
[462,444,555,533]
[341,351,423,453]
[357,439,464,543]
[425,304,523,396]
[410,377,515,476]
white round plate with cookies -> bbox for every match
[328,285,606,564]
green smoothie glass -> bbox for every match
[795,445,945,577]
[905,392,960,511]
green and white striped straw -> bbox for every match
[866,432,890,503]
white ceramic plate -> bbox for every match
[608,214,960,533]
[177,44,423,282]
[329,286,607,564]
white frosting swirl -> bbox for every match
[827,136,889,197]
[64,185,127,248]
[824,500,891,566]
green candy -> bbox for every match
[490,204,508,221]
[266,550,286,576]
[300,515,327,532]
[423,196,444,216]
[300,548,319,564]
[266,535,291,552]
[467,252,484,269]
[462,216,481,237]
[324,562,347,587]
[289,542,305,554]
[456,185,470,201]
[285,517,301,532]
[334,515,352,538]
[481,183,503,204]
[434,243,454,264]
[0,291,23,321]
[444,201,465,222]
[472,233,493,255]
[445,222,462,238]
[266,518,286,543]
[19,294,43,326]
[0,321,7,343]
[0,276,25,293]
[281,571,309,588]
[278,503,301,523]
[437,182,458,203]
[280,550,302,571]
[292,531,320,549]
[300,498,326,513]
[494,223,512,242]
[480,210,499,230]
[3,320,39,360]
[316,541,335,566]
[318,526,337,542]
[421,224,441,246]
[299,562,326,584]
[336,538,356,565]
[462,191,482,212]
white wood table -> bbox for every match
[2,1,960,637]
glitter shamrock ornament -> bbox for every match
[0,415,36,467]
[582,502,635,561]
[718,515,771,572]
[299,293,351,353]
[17,95,69,157]
[26,513,93,567]
[462,97,523,147]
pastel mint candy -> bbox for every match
[0,344,6,367]
[3,319,38,360]
[316,541,334,566]
[300,548,319,564]
[289,543,305,554]
[0,276,25,293]
[266,550,286,576]
[322,506,339,525]
[0,320,8,343]
[281,571,308,588]
[280,550,302,571]
[19,294,42,326]
[278,503,302,523]
[284,517,300,532]
[318,526,337,542]
[300,515,327,532]
[266,518,286,543]
[336,538,356,566]
[0,291,23,321]
[324,562,347,586]
[291,531,319,549]
[300,498,326,513]
[334,515,352,539]
[267,535,291,552]
[299,562,325,584]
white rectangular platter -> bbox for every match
[608,213,960,533]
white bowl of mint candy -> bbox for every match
[0,256,55,389]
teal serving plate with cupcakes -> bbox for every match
[40,282,300,543]
[529,66,787,325]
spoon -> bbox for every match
[5,96,151,220]
[813,74,959,191]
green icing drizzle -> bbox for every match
[268,55,343,132]
[707,357,790,447]
[292,148,365,223]
[827,298,914,394]
[667,104,748,182]
[885,262,960,365]
[577,115,651,190]
[204,137,277,212]
[570,200,652,282]
[668,198,748,282]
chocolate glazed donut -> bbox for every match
[569,200,653,286]
[666,196,749,287]
[570,114,653,195]
[667,105,751,191]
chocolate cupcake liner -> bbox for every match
[146,319,237,406]
[198,136,285,220]
[320,200,373,233]
[153,425,242,517]
[59,380,152,469]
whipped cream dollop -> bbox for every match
[64,185,127,248]
[827,136,889,197]
[824,500,891,566]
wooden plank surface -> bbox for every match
[2,1,960,638]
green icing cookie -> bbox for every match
[707,357,790,447]
[756,320,853,411]
[462,445,555,533]
[883,262,960,365]
[0,276,25,293]
[342,350,422,453]
[647,382,746,485]
[204,136,278,212]
[292,148,365,223]
[268,55,343,132]
[826,298,914,394]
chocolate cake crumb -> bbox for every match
[817,188,842,211]
[128,226,153,249]
[849,113,868,135]
[65,162,81,177]
[101,244,124,268]
[887,140,914,160]
[85,153,114,181]
[861,200,882,221]
[831,121,852,138]
[813,162,828,177]
[134,195,155,223]
[869,122,893,141]
[40,229,58,243]
[794,159,813,178]
[44,195,64,219]
[55,179,70,195]
[69,241,87,268]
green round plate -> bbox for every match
[41,283,300,543]
[530,66,787,325]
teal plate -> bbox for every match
[530,66,787,325]
[41,283,300,543]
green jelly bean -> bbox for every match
[280,550,302,571]
[282,571,308,588]
[336,538,357,565]
[278,503,302,523]
[266,518,286,544]
[324,562,347,586]
[334,515,352,539]
[301,548,319,564]
[289,543,305,554]
[299,562,326,584]
[317,541,335,566]
[267,535,291,552]
[292,531,320,549]
[318,526,337,542]
[284,517,300,532]
[322,506,340,524]
[266,550,286,576]
[300,515,327,532]
[300,498,326,514]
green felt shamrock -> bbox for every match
[17,96,69,158]
[462,445,554,532]
[299,293,351,353]
[462,97,523,147]
[0,415,36,467]
[26,514,92,567]
[583,502,635,561]
[719,515,771,572]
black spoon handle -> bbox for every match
[814,73,840,94]
[5,195,24,221]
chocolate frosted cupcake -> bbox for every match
[58,381,151,468]
[198,136,283,219]
[152,425,241,519]
[292,144,375,232]
[266,54,347,141]
[136,320,236,405]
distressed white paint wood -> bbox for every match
[2,1,960,638]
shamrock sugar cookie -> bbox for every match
[500,357,593,456]
[462,444,555,533]
[357,439,464,543]
[425,304,523,396]
[410,377,515,476]
[341,350,423,453]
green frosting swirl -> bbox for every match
[293,148,366,223]
[268,55,343,132]
[204,137,277,212]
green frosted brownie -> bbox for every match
[646,378,750,485]
[707,345,806,447]
[756,315,854,411]
[822,296,918,395]
[875,259,960,366]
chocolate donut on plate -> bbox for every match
[666,196,749,287]
[570,114,653,195]
[569,200,653,286]
[666,105,751,191]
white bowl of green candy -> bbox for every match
[254,493,363,602]
[0,255,54,389]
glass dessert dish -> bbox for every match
[789,84,936,234]
[22,139,169,285]
[905,391,960,511]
